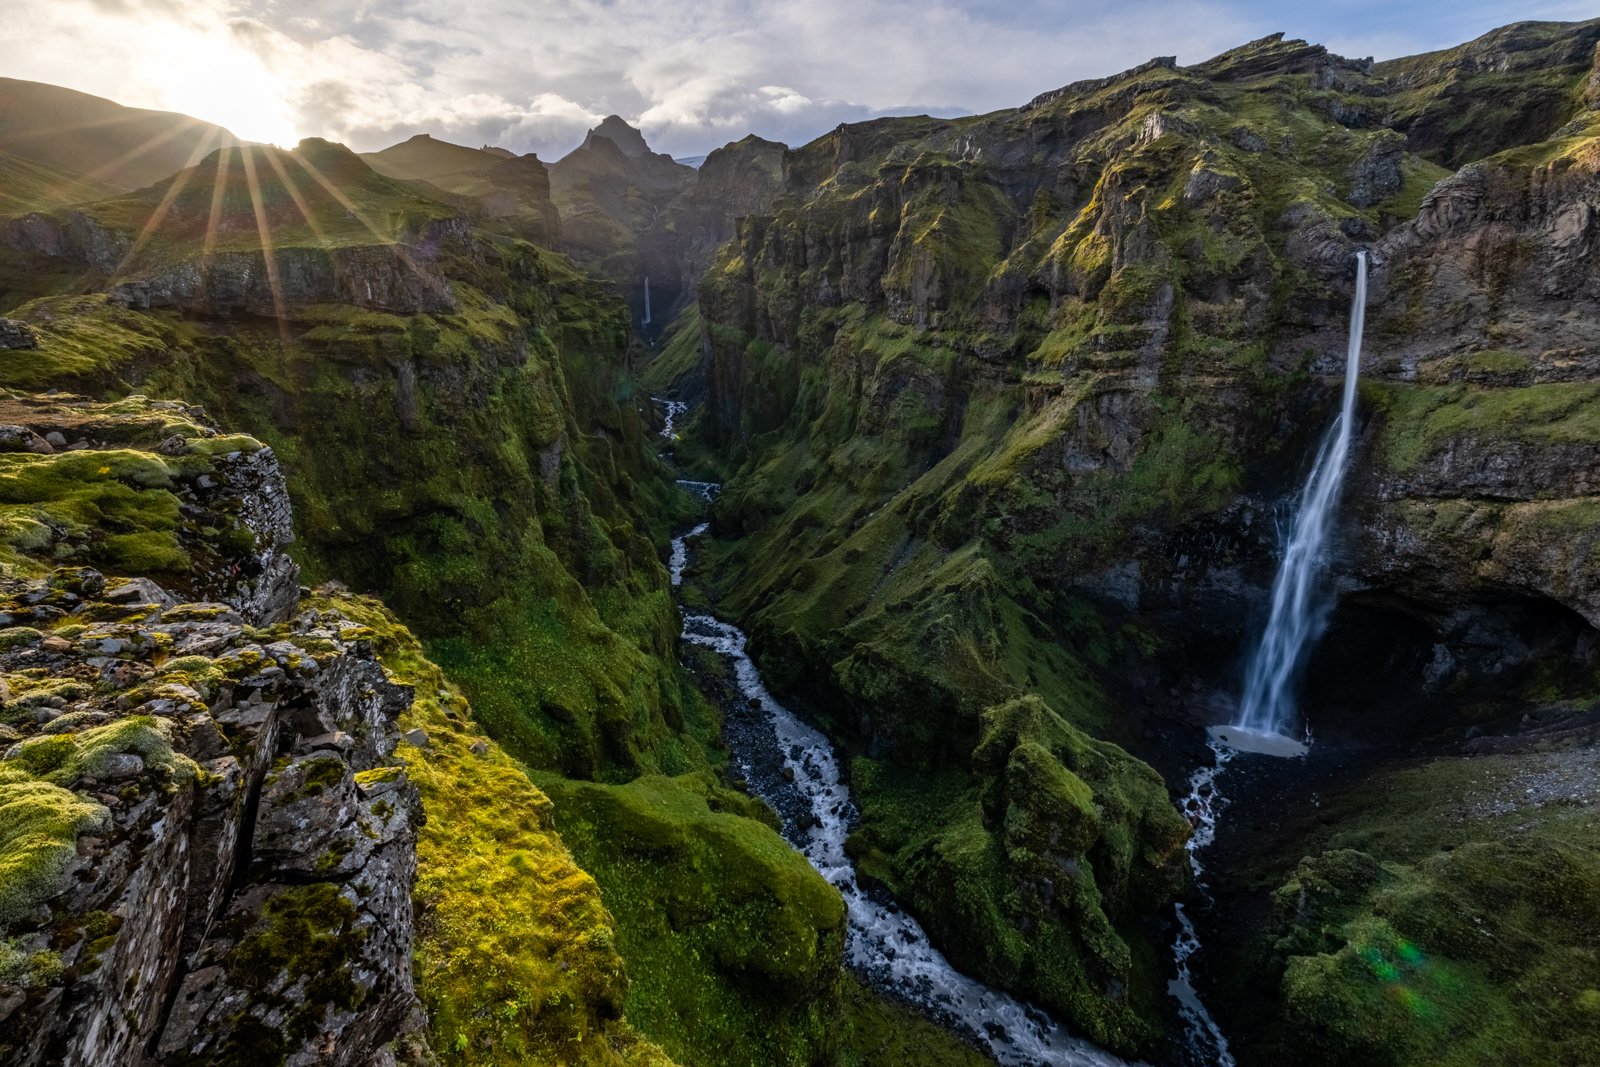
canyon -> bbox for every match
[1,16,1599,1067]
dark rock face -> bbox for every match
[0,392,431,1067]
[580,115,653,159]
[1374,19,1600,166]
[0,573,428,1067]
[107,242,463,318]
[0,319,37,350]
[3,210,464,317]
[476,153,561,240]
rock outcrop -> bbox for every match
[0,390,299,623]
[0,573,428,1067]
[0,318,36,350]
[0,392,431,1066]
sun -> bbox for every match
[139,27,300,147]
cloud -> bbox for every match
[4,0,1595,160]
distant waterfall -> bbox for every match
[1231,251,1368,742]
[642,275,652,326]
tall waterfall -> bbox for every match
[642,275,652,326]
[1225,251,1368,747]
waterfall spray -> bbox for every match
[1217,251,1368,753]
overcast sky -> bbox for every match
[3,0,1594,160]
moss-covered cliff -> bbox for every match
[0,134,995,1067]
[655,19,1600,1063]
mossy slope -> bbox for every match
[680,20,1600,1057]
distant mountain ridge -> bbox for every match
[0,77,243,191]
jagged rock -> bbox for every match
[0,318,37,350]
[0,570,428,1067]
[1347,130,1407,207]
[1183,158,1243,205]
[104,579,178,610]
[581,115,653,158]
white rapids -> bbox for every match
[1165,741,1236,1067]
[670,523,709,587]
[655,395,688,439]
[676,479,721,502]
[670,524,1134,1067]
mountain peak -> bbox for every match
[582,115,651,157]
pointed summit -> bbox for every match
[581,115,651,158]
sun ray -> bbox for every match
[194,144,236,318]
[237,145,292,349]
[200,143,234,270]
[292,153,452,306]
[5,113,198,141]
[260,149,331,246]
[259,149,360,304]
[109,126,223,279]
[76,118,235,187]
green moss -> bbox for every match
[0,779,108,929]
[842,696,1189,1055]
[0,716,195,788]
[1214,745,1600,1067]
[1465,349,1534,375]
[0,628,42,651]
[1376,381,1600,471]
[312,592,678,1067]
[837,972,995,1067]
[536,771,846,1067]
[639,306,706,397]
[353,765,404,788]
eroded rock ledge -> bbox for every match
[0,390,433,1066]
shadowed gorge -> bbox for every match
[1,12,1599,1067]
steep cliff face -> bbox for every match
[1352,130,1600,640]
[668,20,1600,1059]
[0,393,428,1066]
[0,130,937,1067]
[0,389,693,1067]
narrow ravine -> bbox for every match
[666,515,1134,1067]
[1167,742,1237,1067]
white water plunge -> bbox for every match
[1225,251,1368,747]
[670,524,1134,1067]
